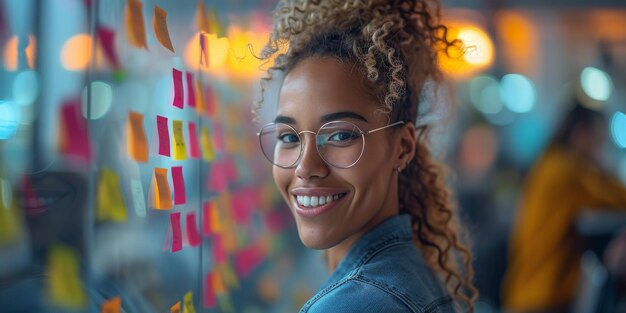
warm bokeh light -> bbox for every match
[26,35,36,69]
[3,36,18,71]
[184,32,230,74]
[495,11,538,75]
[61,34,93,71]
[226,25,268,80]
[438,23,494,79]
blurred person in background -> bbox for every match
[501,100,626,313]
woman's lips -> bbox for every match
[290,188,349,218]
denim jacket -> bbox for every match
[299,214,457,313]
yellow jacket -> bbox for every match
[502,146,626,311]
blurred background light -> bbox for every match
[61,33,93,71]
[438,23,494,79]
[0,100,20,140]
[469,75,502,114]
[81,81,113,120]
[3,35,18,71]
[500,74,536,113]
[25,35,36,69]
[580,66,613,101]
[13,70,40,106]
[610,111,626,149]
[184,32,229,74]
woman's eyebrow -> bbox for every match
[321,111,368,123]
[274,115,296,124]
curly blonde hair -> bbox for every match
[254,0,478,311]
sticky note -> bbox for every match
[153,5,174,52]
[186,212,201,247]
[171,301,181,313]
[235,243,264,277]
[125,0,147,49]
[171,165,186,205]
[183,291,196,313]
[208,163,227,192]
[101,296,121,313]
[212,122,225,152]
[212,235,226,263]
[185,72,196,107]
[224,157,238,182]
[217,262,240,289]
[46,244,86,310]
[201,202,212,236]
[172,68,184,109]
[172,120,187,160]
[203,272,216,308]
[156,115,171,157]
[231,194,250,224]
[59,100,91,162]
[97,168,127,223]
[130,179,146,217]
[0,179,20,245]
[204,86,216,117]
[196,1,210,33]
[127,111,148,162]
[200,127,215,162]
[170,212,182,252]
[194,79,206,114]
[97,26,120,69]
[208,9,222,36]
[211,271,227,294]
[187,122,200,159]
[152,167,172,210]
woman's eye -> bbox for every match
[328,131,356,142]
[279,133,299,144]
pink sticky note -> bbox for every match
[231,193,250,224]
[171,166,186,205]
[59,99,92,162]
[212,235,226,263]
[212,122,225,152]
[204,85,215,117]
[186,212,201,247]
[202,202,212,236]
[97,26,120,69]
[203,272,216,308]
[170,212,182,252]
[207,162,227,192]
[186,72,196,107]
[265,211,289,234]
[156,115,171,156]
[235,243,264,277]
[188,122,201,159]
[172,68,184,109]
[224,157,238,182]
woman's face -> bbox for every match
[273,57,404,250]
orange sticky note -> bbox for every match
[46,244,86,310]
[101,297,121,313]
[200,127,215,162]
[196,1,209,33]
[203,273,216,308]
[172,120,187,160]
[127,111,148,162]
[171,301,181,313]
[152,167,172,210]
[153,5,174,52]
[194,79,205,114]
[212,270,227,294]
[183,291,196,313]
[125,0,147,49]
[97,168,127,223]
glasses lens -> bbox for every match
[258,123,301,168]
[317,121,364,168]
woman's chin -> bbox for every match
[295,223,335,250]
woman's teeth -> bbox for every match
[296,193,345,208]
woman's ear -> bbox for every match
[396,123,417,171]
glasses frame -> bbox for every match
[257,120,405,169]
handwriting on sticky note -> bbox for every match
[153,5,174,52]
[172,68,184,108]
[152,168,172,210]
[183,291,196,313]
[125,0,147,49]
[185,72,196,107]
[97,26,120,69]
[235,243,265,277]
[156,115,171,157]
[186,212,201,247]
[200,127,215,162]
[97,168,127,223]
[47,244,86,310]
[171,301,181,313]
[101,296,121,313]
[172,120,187,160]
[130,179,146,217]
[171,165,186,205]
[203,272,216,308]
[59,99,91,162]
[170,212,182,252]
[188,122,201,159]
[127,111,148,162]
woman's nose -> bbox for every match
[295,134,329,180]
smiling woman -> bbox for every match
[254,0,477,312]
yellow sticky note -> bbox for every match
[172,120,187,160]
[46,244,86,310]
[101,296,121,313]
[171,301,181,313]
[0,178,21,245]
[200,127,215,162]
[196,1,210,33]
[208,9,222,36]
[127,111,148,163]
[183,291,196,313]
[125,0,147,49]
[153,5,174,52]
[97,168,127,223]
[218,263,240,289]
[152,167,172,210]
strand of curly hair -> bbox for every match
[253,0,478,310]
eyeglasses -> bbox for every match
[257,120,405,169]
